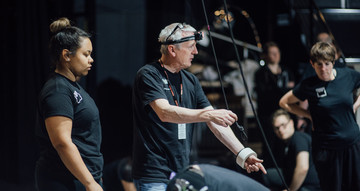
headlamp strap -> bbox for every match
[162,32,203,45]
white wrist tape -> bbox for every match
[236,147,257,169]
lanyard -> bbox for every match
[159,59,183,106]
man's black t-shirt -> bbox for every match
[36,73,103,180]
[293,67,360,149]
[283,131,319,187]
[132,62,210,183]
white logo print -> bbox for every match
[73,91,83,103]
[162,78,170,90]
[316,87,327,98]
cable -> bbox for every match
[200,0,289,190]
[222,1,289,190]
[200,0,247,141]
[221,1,289,190]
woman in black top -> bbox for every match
[280,42,360,191]
[35,17,103,191]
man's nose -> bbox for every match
[321,65,327,70]
[193,46,198,54]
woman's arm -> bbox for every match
[353,93,360,113]
[279,90,311,120]
[45,116,102,191]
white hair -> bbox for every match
[158,23,196,55]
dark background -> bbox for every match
[1,0,359,190]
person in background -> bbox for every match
[132,22,266,191]
[167,164,269,191]
[35,17,103,191]
[254,41,295,167]
[316,32,332,44]
[263,109,320,191]
[279,41,360,191]
[103,157,136,191]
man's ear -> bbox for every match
[62,49,72,61]
[310,60,315,68]
[167,45,176,57]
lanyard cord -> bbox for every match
[159,59,183,106]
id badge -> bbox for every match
[178,123,186,140]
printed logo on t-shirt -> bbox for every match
[162,78,170,90]
[162,78,168,85]
[73,90,83,104]
[315,87,327,98]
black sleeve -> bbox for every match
[40,89,74,120]
[293,133,311,154]
[349,67,360,89]
[137,69,168,108]
[292,82,307,101]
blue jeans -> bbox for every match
[133,179,167,191]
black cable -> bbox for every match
[200,0,289,190]
[221,1,289,190]
[200,0,247,141]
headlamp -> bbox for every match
[162,31,203,45]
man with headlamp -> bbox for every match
[132,22,267,191]
[161,29,203,45]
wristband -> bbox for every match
[236,147,257,169]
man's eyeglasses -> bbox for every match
[165,23,184,42]
[273,120,290,130]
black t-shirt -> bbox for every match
[254,65,294,115]
[283,131,319,187]
[293,67,360,149]
[36,73,103,180]
[132,62,210,183]
[199,164,269,191]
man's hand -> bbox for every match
[207,109,237,127]
[244,155,267,174]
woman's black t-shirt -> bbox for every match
[36,73,103,180]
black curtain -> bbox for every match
[0,0,74,186]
